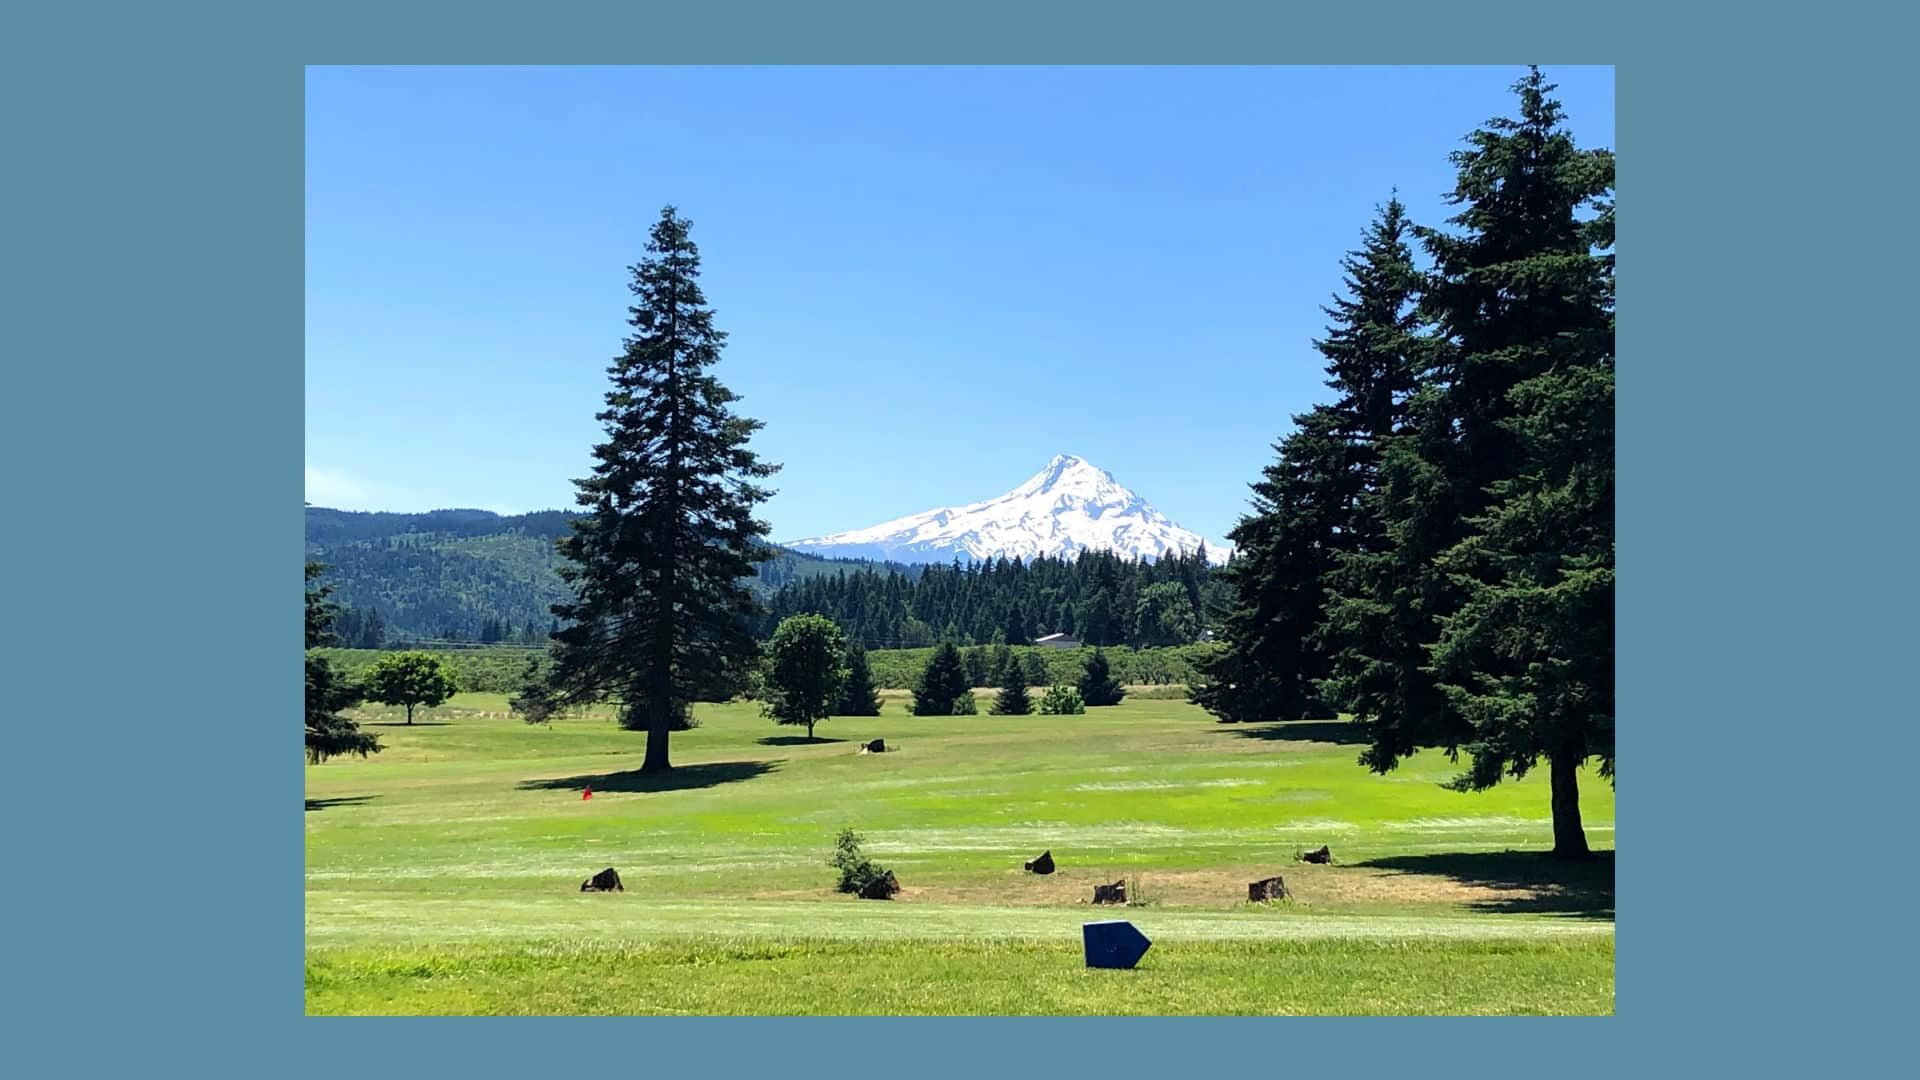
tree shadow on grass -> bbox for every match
[517,760,779,795]
[757,735,850,746]
[366,721,453,727]
[305,795,377,812]
[1217,719,1369,745]
[1356,850,1615,919]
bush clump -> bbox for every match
[829,827,898,897]
[1039,685,1086,714]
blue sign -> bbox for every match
[1083,920,1152,969]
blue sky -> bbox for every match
[306,65,1613,544]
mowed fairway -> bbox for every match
[306,691,1614,1015]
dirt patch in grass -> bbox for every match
[743,863,1535,912]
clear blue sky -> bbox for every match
[306,65,1613,544]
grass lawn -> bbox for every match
[305,690,1614,1015]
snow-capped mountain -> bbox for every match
[786,455,1231,566]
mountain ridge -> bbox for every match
[303,506,920,643]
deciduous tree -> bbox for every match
[763,614,849,740]
[364,650,458,725]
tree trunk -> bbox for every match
[641,716,671,773]
[406,703,414,726]
[638,279,682,777]
[1549,748,1590,859]
[807,720,816,741]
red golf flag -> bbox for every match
[582,786,593,801]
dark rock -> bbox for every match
[1248,875,1289,902]
[580,867,624,892]
[857,870,900,900]
[1092,879,1128,905]
[1299,846,1332,864]
[1024,850,1055,874]
[864,739,886,753]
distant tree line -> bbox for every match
[860,642,1216,691]
[327,607,559,650]
[754,547,1227,649]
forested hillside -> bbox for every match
[304,507,916,644]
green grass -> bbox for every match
[306,938,1612,1016]
[307,692,1614,1015]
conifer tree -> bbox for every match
[837,644,884,716]
[1326,68,1613,857]
[1417,68,1614,857]
[542,206,779,773]
[1080,588,1116,647]
[1201,197,1423,723]
[1077,647,1126,707]
[305,563,380,763]
[912,641,972,716]
[991,661,1032,715]
[987,642,1014,687]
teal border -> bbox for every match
[16,0,1883,1072]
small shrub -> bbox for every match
[951,690,978,715]
[1039,685,1085,714]
[1124,875,1156,907]
[829,827,896,896]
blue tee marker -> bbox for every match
[1083,920,1152,969]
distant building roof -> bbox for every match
[1033,632,1081,647]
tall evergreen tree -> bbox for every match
[1420,68,1614,857]
[1199,198,1423,725]
[837,644,884,716]
[1332,68,1614,857]
[912,641,972,716]
[305,561,341,649]
[1077,647,1126,707]
[542,206,779,773]
[1080,587,1116,646]
[987,642,1014,687]
[305,563,380,763]
[990,661,1032,715]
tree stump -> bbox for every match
[1248,876,1289,902]
[1299,846,1332,864]
[857,870,900,900]
[580,867,624,892]
[1092,879,1128,905]
[1024,850,1055,874]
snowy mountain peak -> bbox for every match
[786,456,1230,566]
[1014,454,1119,497]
